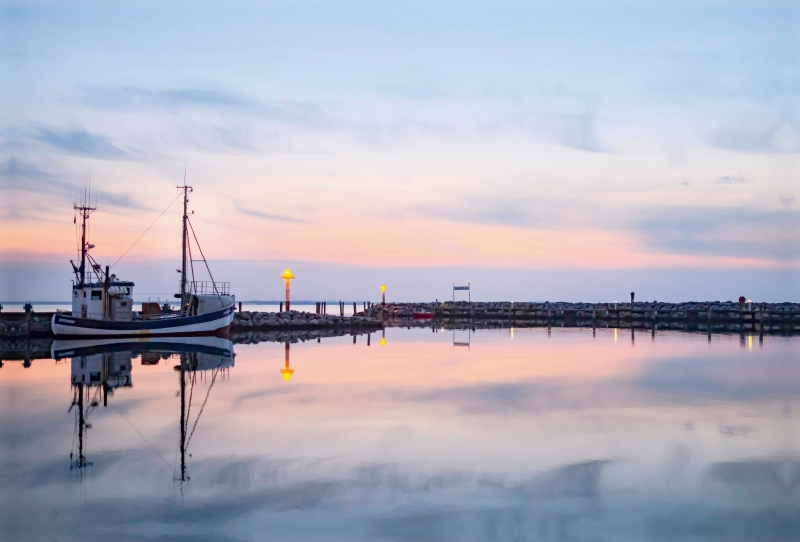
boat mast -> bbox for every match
[75,191,97,285]
[178,353,187,482]
[177,182,192,313]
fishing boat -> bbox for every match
[51,184,235,338]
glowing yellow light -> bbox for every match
[281,269,295,280]
[614,328,618,343]
[280,367,294,382]
[748,335,752,351]
[380,285,386,293]
[510,327,514,340]
[380,337,386,346]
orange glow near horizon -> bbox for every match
[2,214,792,270]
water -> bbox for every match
[2,327,798,541]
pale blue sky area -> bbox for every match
[1,1,798,301]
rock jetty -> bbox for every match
[232,310,382,331]
[0,311,53,338]
[361,301,800,333]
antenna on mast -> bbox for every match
[74,182,98,285]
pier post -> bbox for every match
[280,302,284,312]
[353,302,356,314]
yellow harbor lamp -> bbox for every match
[380,329,386,346]
[280,342,294,382]
[281,268,295,311]
[381,285,386,305]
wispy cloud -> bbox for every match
[714,175,748,184]
[401,196,583,229]
[33,127,136,160]
[81,85,332,129]
[0,159,160,219]
[83,85,259,111]
[636,206,799,260]
[235,201,311,223]
[710,120,800,155]
[513,107,608,153]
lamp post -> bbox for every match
[280,342,294,382]
[381,285,386,305]
[281,268,295,311]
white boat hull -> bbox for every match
[51,306,235,338]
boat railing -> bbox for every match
[188,281,230,296]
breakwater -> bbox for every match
[361,301,800,333]
[0,311,53,337]
[231,310,382,331]
[0,309,382,339]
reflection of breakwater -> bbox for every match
[232,326,379,345]
[364,302,800,334]
[0,326,381,366]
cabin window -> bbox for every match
[91,290,102,300]
[90,372,101,382]
[120,301,127,307]
[83,291,86,298]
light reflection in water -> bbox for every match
[1,328,797,541]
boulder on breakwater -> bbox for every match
[232,310,382,330]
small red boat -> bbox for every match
[412,311,434,320]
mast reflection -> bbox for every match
[53,337,235,480]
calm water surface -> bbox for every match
[2,328,798,541]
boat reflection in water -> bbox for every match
[53,337,234,480]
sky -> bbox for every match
[1,0,798,302]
